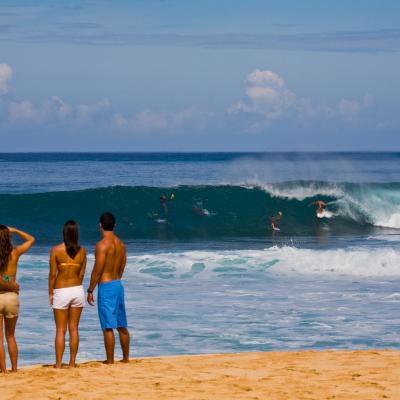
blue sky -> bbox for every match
[0,0,399,151]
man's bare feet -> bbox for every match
[102,360,114,365]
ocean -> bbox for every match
[0,152,399,365]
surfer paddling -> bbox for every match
[308,200,327,217]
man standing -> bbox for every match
[87,212,130,364]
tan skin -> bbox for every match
[309,200,327,214]
[0,227,35,373]
[49,244,86,369]
[87,225,130,364]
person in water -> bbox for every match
[87,212,130,364]
[309,200,327,214]
[270,211,283,231]
[160,193,175,215]
[0,225,35,373]
[49,220,87,369]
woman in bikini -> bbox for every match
[49,220,87,368]
[0,225,35,373]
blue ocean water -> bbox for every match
[0,152,399,365]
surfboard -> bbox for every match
[317,210,325,218]
[273,226,280,231]
[156,218,167,224]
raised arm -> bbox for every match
[8,227,35,255]
[87,242,107,305]
[48,248,58,305]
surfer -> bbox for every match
[160,193,175,215]
[160,194,167,212]
[270,211,282,231]
[308,200,327,215]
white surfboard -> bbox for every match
[317,210,333,219]
[317,210,325,218]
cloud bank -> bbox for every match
[0,63,385,143]
[230,69,373,130]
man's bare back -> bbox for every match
[96,234,126,283]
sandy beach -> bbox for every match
[0,350,399,399]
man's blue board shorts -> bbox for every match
[98,280,128,330]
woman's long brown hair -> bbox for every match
[63,220,81,259]
[0,225,13,274]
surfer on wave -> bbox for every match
[160,193,175,215]
[308,200,327,217]
[270,211,283,232]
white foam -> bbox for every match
[19,245,400,281]
[259,182,343,201]
[123,246,400,279]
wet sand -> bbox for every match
[1,350,399,399]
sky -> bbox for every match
[0,0,399,151]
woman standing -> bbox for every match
[49,220,86,368]
[0,225,35,373]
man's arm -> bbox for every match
[87,242,107,305]
[118,245,127,279]
[48,248,58,305]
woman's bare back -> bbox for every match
[50,244,87,289]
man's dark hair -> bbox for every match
[100,212,116,231]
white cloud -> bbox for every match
[77,98,110,122]
[0,63,13,95]
[246,69,286,87]
[338,98,360,116]
[8,100,37,121]
[112,107,203,133]
[231,69,375,128]
[46,96,72,118]
[338,94,374,118]
[231,69,295,120]
[132,110,168,130]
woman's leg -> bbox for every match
[0,316,7,373]
[4,316,18,372]
[53,309,68,368]
[68,307,82,367]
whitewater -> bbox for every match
[0,152,399,364]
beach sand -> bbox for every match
[0,350,399,399]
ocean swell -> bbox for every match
[0,181,399,242]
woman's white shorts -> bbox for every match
[52,285,85,309]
